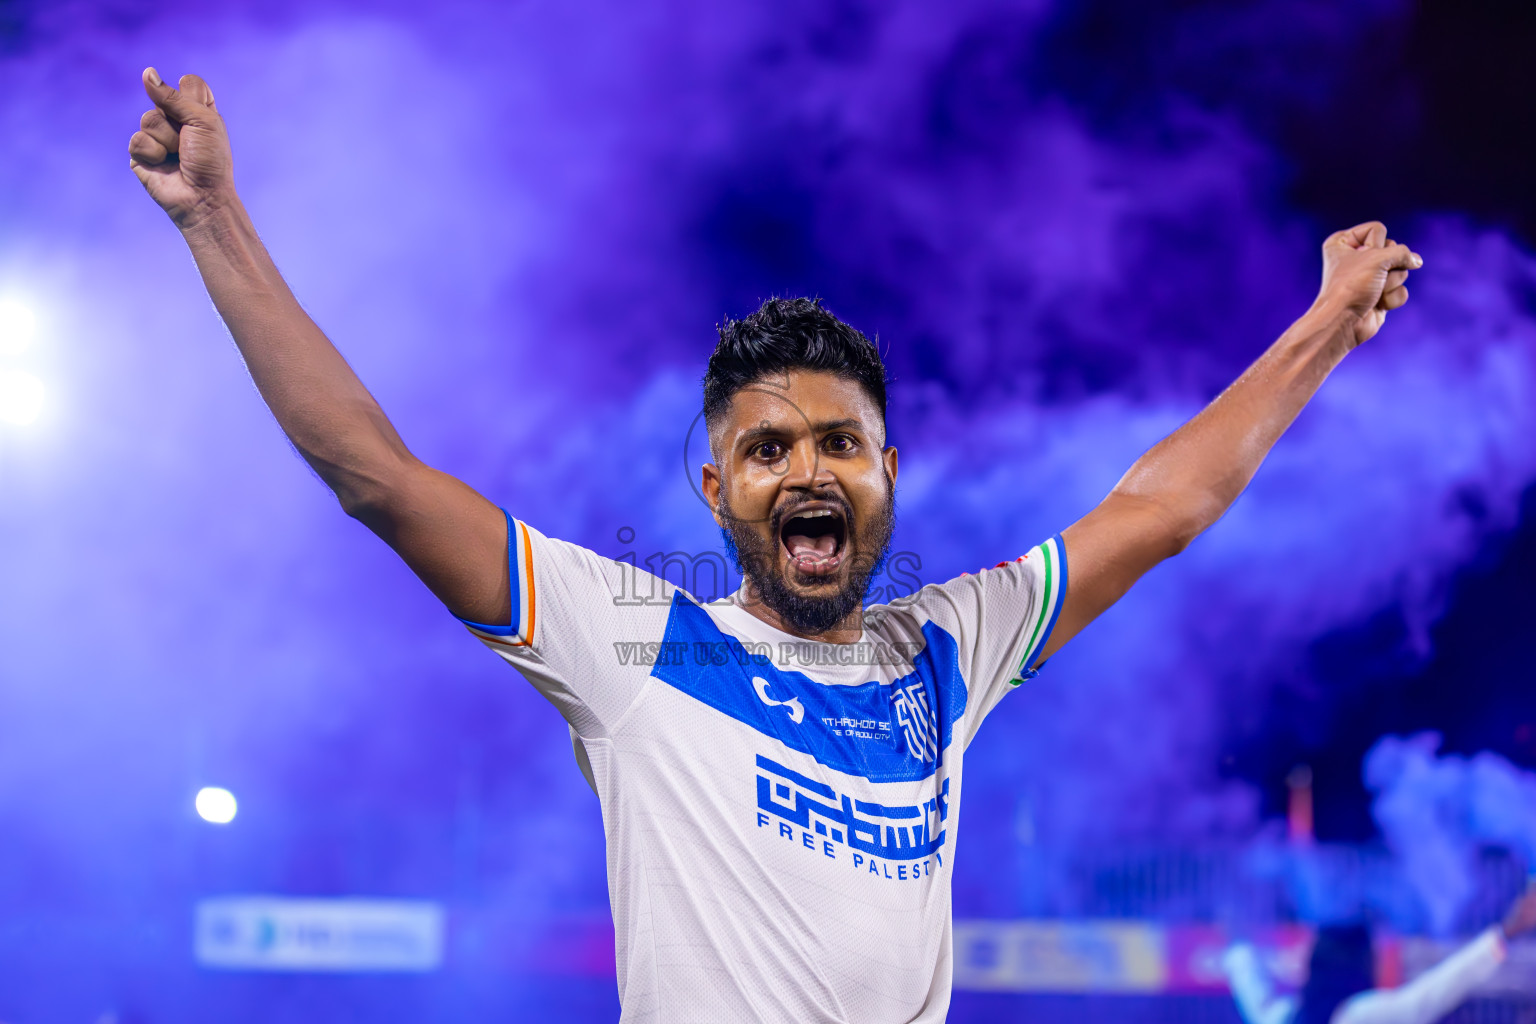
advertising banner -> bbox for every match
[195,896,444,972]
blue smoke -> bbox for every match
[1366,733,1536,936]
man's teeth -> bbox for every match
[794,510,834,519]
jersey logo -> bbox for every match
[891,681,938,763]
[756,754,950,862]
[650,593,968,783]
[752,676,805,724]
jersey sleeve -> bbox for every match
[1331,928,1505,1024]
[1221,943,1299,1024]
[901,534,1067,745]
[455,510,667,740]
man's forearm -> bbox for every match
[1110,302,1356,554]
[180,194,414,514]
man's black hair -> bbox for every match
[703,297,888,438]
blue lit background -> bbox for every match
[3,0,1536,1019]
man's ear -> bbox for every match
[701,463,723,526]
[883,446,898,486]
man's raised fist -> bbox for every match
[128,68,233,229]
[1315,221,1424,347]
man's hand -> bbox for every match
[1314,221,1423,347]
[128,68,234,230]
[1502,882,1536,940]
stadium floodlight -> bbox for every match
[0,299,36,357]
[0,368,44,425]
[195,786,239,824]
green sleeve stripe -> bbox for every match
[1017,538,1057,672]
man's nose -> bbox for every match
[781,438,836,489]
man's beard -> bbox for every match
[718,480,895,636]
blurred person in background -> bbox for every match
[1224,884,1536,1024]
[129,66,1424,1024]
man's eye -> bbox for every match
[824,434,857,453]
[755,441,786,460]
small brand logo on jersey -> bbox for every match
[752,676,805,724]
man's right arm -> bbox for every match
[128,68,509,625]
[1330,885,1536,1024]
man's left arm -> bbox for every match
[1036,221,1422,664]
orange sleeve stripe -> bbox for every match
[473,628,531,648]
[521,519,537,645]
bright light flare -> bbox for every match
[0,368,44,425]
[0,299,36,356]
[195,786,238,824]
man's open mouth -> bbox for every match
[779,503,848,578]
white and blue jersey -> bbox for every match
[460,513,1066,1023]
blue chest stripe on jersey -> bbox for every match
[649,593,968,783]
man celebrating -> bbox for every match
[129,69,1421,1022]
